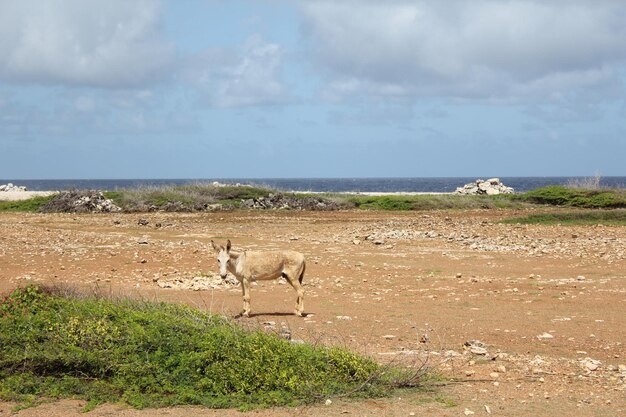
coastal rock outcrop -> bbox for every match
[0,183,27,192]
[455,178,514,195]
[39,190,121,213]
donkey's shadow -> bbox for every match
[237,312,311,319]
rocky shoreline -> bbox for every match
[0,183,58,201]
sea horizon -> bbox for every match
[2,176,625,193]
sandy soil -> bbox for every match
[0,209,624,417]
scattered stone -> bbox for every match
[581,358,601,371]
[464,340,488,355]
[157,273,238,290]
[470,346,488,355]
[279,327,292,340]
[138,219,149,226]
[382,335,396,340]
[537,332,554,340]
[241,193,345,211]
[464,408,475,416]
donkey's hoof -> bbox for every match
[295,310,303,317]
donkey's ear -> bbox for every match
[210,240,221,253]
[226,239,232,252]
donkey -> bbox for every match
[211,240,306,317]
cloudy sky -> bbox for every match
[1,0,624,179]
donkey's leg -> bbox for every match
[241,277,251,317]
[283,271,304,316]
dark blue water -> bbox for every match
[2,177,625,193]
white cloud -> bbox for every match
[300,0,626,100]
[183,35,291,107]
[0,89,199,139]
[0,0,174,88]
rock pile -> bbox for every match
[455,178,514,195]
[241,193,344,211]
[0,183,27,192]
[39,190,121,213]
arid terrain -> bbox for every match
[1,209,625,416]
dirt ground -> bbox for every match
[1,209,624,417]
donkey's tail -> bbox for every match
[299,260,306,284]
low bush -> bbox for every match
[348,194,524,211]
[515,186,626,208]
[0,286,423,411]
[501,209,626,226]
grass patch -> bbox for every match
[0,195,57,212]
[0,286,427,411]
[106,183,273,211]
[501,209,626,226]
[513,186,626,208]
[347,194,524,211]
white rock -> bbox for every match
[470,346,488,355]
[455,178,514,195]
[581,358,601,371]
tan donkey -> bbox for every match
[211,240,306,317]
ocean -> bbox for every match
[2,177,625,193]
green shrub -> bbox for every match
[517,186,626,208]
[350,196,416,210]
[0,286,418,410]
[106,184,274,211]
[347,194,526,211]
[501,209,626,226]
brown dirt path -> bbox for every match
[1,210,624,416]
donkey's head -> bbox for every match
[211,239,232,279]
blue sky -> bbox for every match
[1,0,625,179]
